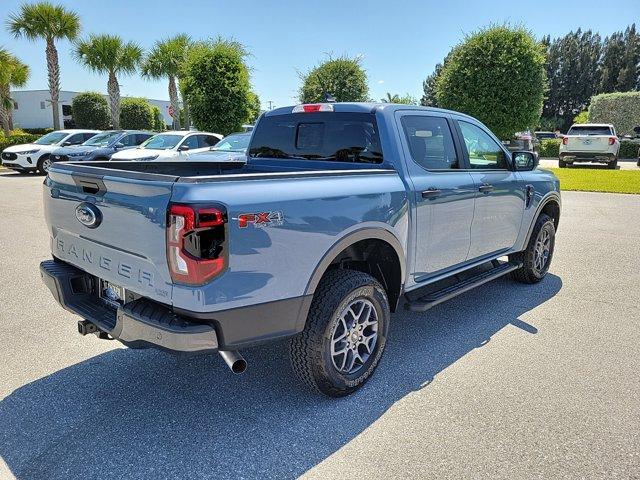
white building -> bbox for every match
[10,90,173,129]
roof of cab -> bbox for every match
[263,102,476,121]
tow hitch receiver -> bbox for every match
[77,319,98,336]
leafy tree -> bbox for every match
[181,38,252,135]
[71,92,110,129]
[420,64,443,107]
[542,29,602,130]
[0,48,29,134]
[150,105,166,131]
[119,97,154,130]
[74,34,143,129]
[7,2,80,130]
[381,92,417,104]
[299,55,368,103]
[246,91,261,123]
[436,25,546,139]
[573,111,589,124]
[141,34,191,130]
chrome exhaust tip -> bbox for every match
[218,350,247,374]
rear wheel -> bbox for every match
[289,269,390,397]
[510,213,555,284]
[608,158,617,169]
[558,158,566,168]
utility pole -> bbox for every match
[267,100,275,110]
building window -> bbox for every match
[62,104,72,116]
[40,101,46,109]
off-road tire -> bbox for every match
[510,213,555,284]
[289,269,390,397]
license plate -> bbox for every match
[99,280,127,307]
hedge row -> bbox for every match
[0,134,40,153]
[589,91,640,137]
[539,138,639,159]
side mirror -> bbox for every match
[114,142,125,149]
[512,151,538,171]
[62,141,72,146]
[178,145,190,152]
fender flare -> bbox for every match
[304,227,406,297]
[524,192,561,245]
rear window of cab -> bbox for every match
[248,112,383,164]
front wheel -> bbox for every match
[510,213,556,284]
[608,158,618,169]
[289,269,390,397]
[36,155,51,175]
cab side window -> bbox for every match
[136,133,152,145]
[458,121,508,170]
[66,133,86,145]
[199,135,220,148]
[401,115,458,170]
[119,134,138,147]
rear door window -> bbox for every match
[249,112,383,163]
[401,115,459,170]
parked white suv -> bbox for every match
[559,123,620,169]
[1,129,100,174]
[110,131,222,162]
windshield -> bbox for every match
[34,131,68,145]
[212,134,251,152]
[83,131,121,147]
[568,126,613,136]
[248,112,383,163]
[140,134,183,150]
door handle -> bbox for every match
[421,188,442,199]
[478,183,494,194]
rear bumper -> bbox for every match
[40,259,219,353]
[40,259,311,352]
[559,152,616,162]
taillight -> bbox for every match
[608,137,617,145]
[562,137,568,145]
[167,204,227,285]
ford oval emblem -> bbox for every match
[75,202,102,229]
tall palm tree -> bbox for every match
[74,34,142,129]
[0,48,30,134]
[7,2,80,130]
[141,34,191,130]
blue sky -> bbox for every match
[1,0,638,109]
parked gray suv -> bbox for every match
[50,130,153,163]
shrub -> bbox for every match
[246,91,261,123]
[299,55,368,103]
[119,97,154,130]
[436,25,546,139]
[620,139,640,158]
[181,39,252,135]
[71,92,110,129]
[0,134,40,154]
[539,139,560,157]
[22,127,53,135]
[589,91,640,136]
[151,105,165,131]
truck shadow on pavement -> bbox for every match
[0,275,562,479]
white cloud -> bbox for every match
[377,80,385,84]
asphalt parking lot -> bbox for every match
[0,171,639,480]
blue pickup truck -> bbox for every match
[40,103,561,397]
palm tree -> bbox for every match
[141,34,191,130]
[0,48,30,134]
[7,2,80,130]
[74,34,142,129]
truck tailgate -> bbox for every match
[44,167,176,304]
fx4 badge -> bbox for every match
[238,211,284,228]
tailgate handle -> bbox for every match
[72,175,106,196]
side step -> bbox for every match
[405,261,522,312]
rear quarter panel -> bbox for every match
[170,172,409,313]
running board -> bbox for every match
[405,261,522,312]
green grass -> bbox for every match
[550,168,640,194]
